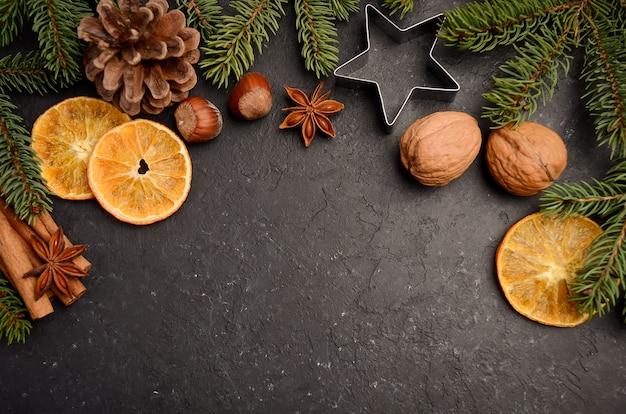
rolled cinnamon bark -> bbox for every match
[0,211,54,319]
[0,199,91,272]
[0,200,88,306]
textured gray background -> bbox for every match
[1,1,624,413]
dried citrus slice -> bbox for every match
[31,96,131,200]
[87,119,192,225]
[496,212,602,327]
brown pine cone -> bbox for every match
[77,0,201,116]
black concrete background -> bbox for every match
[1,1,625,413]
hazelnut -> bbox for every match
[174,96,223,143]
[228,72,272,120]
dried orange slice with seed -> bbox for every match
[496,212,603,327]
[87,119,192,225]
[31,96,131,200]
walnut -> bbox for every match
[399,111,483,186]
[77,0,200,116]
[485,122,567,196]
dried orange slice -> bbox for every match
[87,119,192,225]
[31,96,131,200]
[496,212,602,327]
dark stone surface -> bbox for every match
[1,1,625,413]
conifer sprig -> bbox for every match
[0,277,32,345]
[0,95,52,223]
[329,0,360,21]
[0,0,26,47]
[175,0,224,42]
[189,0,361,87]
[295,0,339,79]
[28,0,91,87]
[438,0,564,52]
[482,18,577,128]
[0,52,59,95]
[382,0,416,19]
[570,212,625,318]
[198,0,288,89]
[581,9,626,158]
[540,160,626,320]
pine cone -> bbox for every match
[77,0,200,116]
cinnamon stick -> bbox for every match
[0,210,54,319]
[0,200,89,306]
[0,199,91,273]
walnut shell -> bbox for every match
[485,122,567,196]
[399,111,482,186]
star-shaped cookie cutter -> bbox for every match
[333,4,460,133]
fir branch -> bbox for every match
[295,0,339,78]
[199,0,287,89]
[540,159,626,320]
[0,52,59,95]
[0,94,52,223]
[0,276,32,345]
[540,180,625,218]
[580,8,626,158]
[176,0,224,42]
[482,17,577,128]
[568,210,626,319]
[438,0,568,52]
[382,0,416,20]
[27,0,91,88]
[0,0,26,47]
[328,0,360,22]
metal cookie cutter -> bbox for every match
[333,3,460,133]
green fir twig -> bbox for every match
[0,95,52,223]
[382,0,416,19]
[481,16,578,128]
[175,0,224,42]
[0,0,27,47]
[581,9,626,159]
[198,0,288,88]
[192,0,363,87]
[295,0,339,79]
[28,0,91,88]
[329,0,360,21]
[0,277,32,345]
[0,52,60,95]
[540,160,626,320]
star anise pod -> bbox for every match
[22,227,88,300]
[279,81,345,147]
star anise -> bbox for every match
[22,227,88,300]
[279,81,345,147]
